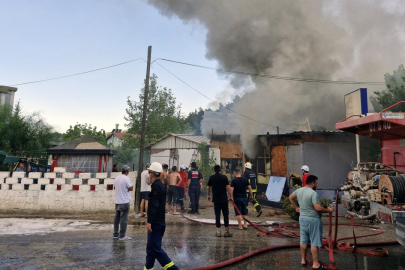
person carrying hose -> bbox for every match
[230,169,254,230]
[144,162,179,270]
[289,175,333,270]
[244,162,262,217]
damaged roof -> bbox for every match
[48,136,116,155]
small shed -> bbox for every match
[145,134,216,168]
[48,136,116,173]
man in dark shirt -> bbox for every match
[187,162,204,214]
[230,169,253,230]
[145,162,179,270]
[244,162,262,217]
[207,165,233,237]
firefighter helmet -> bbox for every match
[301,165,309,172]
[148,162,163,173]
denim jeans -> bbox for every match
[113,203,130,238]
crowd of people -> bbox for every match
[112,162,333,270]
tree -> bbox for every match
[185,108,205,135]
[0,102,54,158]
[112,136,138,169]
[125,74,189,146]
[62,123,106,144]
[195,143,217,196]
[371,64,405,112]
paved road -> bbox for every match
[0,218,403,270]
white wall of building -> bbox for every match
[106,136,122,147]
[150,150,171,166]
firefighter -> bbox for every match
[244,162,262,217]
[301,165,310,187]
[145,162,179,270]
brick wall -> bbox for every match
[0,167,137,213]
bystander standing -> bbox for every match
[207,165,233,237]
[289,175,333,270]
[113,165,133,241]
[140,163,151,218]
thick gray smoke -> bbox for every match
[146,0,405,156]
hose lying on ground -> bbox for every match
[182,192,400,270]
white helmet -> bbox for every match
[245,162,252,169]
[180,164,187,170]
[148,162,163,173]
[301,165,309,172]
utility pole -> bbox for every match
[135,46,152,214]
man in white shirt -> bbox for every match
[113,165,133,241]
[140,163,151,218]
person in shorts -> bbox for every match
[289,175,333,270]
[230,169,253,230]
[140,163,151,218]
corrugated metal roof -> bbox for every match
[145,134,210,149]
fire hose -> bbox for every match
[182,192,400,270]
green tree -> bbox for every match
[195,142,217,195]
[370,64,405,112]
[62,123,106,144]
[185,108,205,135]
[0,102,54,158]
[112,136,138,169]
[125,74,189,146]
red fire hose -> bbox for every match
[183,192,400,270]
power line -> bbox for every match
[155,58,385,85]
[154,61,294,132]
[7,58,145,87]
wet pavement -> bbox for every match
[0,202,404,269]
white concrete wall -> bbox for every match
[150,150,171,165]
[0,168,137,213]
[177,149,196,167]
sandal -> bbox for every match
[312,265,327,270]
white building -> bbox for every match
[0,86,17,107]
[145,133,220,168]
[105,124,137,147]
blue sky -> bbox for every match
[0,0,229,132]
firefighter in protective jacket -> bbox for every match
[244,162,262,217]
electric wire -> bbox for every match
[154,61,294,132]
[7,58,144,87]
[155,58,386,85]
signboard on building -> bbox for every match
[382,113,405,120]
[344,88,368,118]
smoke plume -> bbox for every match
[146,0,405,156]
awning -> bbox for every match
[0,151,20,165]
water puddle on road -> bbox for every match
[0,218,112,235]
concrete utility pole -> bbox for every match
[135,46,152,214]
